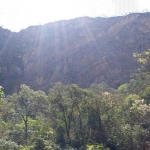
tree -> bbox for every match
[48,83,92,148]
[0,139,19,150]
[133,50,150,72]
[127,50,150,94]
[7,84,48,145]
[0,86,4,99]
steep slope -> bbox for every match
[1,13,150,93]
[0,28,23,93]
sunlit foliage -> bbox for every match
[1,50,150,149]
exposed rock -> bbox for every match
[1,13,150,93]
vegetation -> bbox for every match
[1,50,150,149]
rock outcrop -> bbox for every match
[1,13,150,93]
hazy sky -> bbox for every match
[0,0,150,31]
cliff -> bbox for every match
[1,13,150,93]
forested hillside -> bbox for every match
[1,12,150,149]
[1,13,150,94]
[1,50,150,150]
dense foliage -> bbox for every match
[1,50,150,149]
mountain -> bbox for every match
[1,12,150,94]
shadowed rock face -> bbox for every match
[1,12,150,93]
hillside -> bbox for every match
[1,12,150,93]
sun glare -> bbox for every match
[0,0,150,31]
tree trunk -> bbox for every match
[24,117,28,145]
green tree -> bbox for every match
[0,86,4,99]
[48,83,92,148]
[0,139,19,150]
[7,84,48,145]
[128,50,150,94]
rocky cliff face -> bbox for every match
[1,12,150,93]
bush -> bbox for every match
[0,138,19,150]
